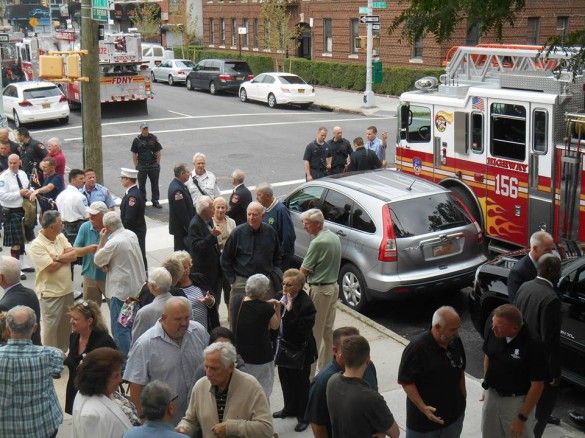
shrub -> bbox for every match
[172,47,273,75]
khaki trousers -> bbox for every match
[82,277,106,306]
[309,283,338,378]
[482,388,536,438]
[40,293,74,353]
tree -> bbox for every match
[543,30,585,76]
[260,0,299,71]
[131,3,161,41]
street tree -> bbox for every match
[260,0,299,71]
[131,3,161,41]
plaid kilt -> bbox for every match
[2,208,25,247]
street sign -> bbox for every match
[360,15,380,24]
[92,7,108,21]
[372,24,381,30]
[372,1,387,8]
[358,6,369,14]
[92,0,108,9]
[0,33,9,43]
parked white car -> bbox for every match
[2,81,69,128]
[239,72,315,108]
[151,59,195,85]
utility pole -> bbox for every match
[80,0,103,181]
[363,0,375,108]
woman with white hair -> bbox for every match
[231,274,281,397]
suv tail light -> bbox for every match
[18,100,32,107]
[59,95,68,103]
[451,193,484,244]
[218,74,233,81]
[378,205,398,262]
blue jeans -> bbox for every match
[109,297,132,358]
[406,414,464,438]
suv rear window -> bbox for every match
[224,62,251,74]
[23,87,62,99]
[390,193,471,237]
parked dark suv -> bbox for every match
[185,59,253,94]
[469,247,585,388]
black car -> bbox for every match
[185,59,253,95]
[469,249,585,388]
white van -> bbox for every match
[141,43,171,70]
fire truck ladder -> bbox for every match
[443,45,579,84]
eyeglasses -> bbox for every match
[445,349,463,369]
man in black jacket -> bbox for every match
[186,196,222,328]
[168,164,194,251]
[347,137,382,172]
[327,127,352,175]
[507,230,555,302]
[0,255,41,345]
[227,169,252,225]
[131,122,163,208]
[514,253,562,438]
[120,167,147,268]
[16,127,47,182]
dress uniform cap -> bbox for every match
[121,168,139,179]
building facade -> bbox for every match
[201,0,585,68]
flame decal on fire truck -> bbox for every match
[486,200,524,237]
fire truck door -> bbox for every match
[485,101,529,247]
[527,107,555,238]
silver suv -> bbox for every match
[283,169,488,311]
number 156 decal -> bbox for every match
[495,175,519,198]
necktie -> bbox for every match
[15,173,23,189]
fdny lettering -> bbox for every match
[111,77,132,84]
[487,157,528,172]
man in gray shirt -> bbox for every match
[131,267,173,345]
[124,297,209,425]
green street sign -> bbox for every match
[372,1,387,8]
[359,6,369,14]
[92,0,108,9]
[92,7,108,21]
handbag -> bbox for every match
[274,337,306,370]
[117,298,139,327]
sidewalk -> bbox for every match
[313,85,400,117]
[45,216,582,437]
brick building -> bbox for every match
[201,0,585,68]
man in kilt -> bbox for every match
[0,154,32,274]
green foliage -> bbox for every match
[543,29,585,77]
[286,58,443,95]
[172,47,274,75]
[131,3,161,40]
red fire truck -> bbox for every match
[15,30,152,109]
[396,44,585,252]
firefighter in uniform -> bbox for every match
[131,122,163,208]
[120,167,147,268]
[303,127,330,181]
[16,127,47,183]
[227,169,252,226]
[168,163,195,251]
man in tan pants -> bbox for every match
[300,208,341,378]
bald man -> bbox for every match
[124,297,209,425]
[327,126,352,174]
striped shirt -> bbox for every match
[0,339,64,437]
[182,284,209,330]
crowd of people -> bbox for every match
[0,121,574,438]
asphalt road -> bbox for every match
[26,82,585,424]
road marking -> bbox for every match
[130,178,305,207]
[167,110,192,117]
[63,117,384,141]
[31,112,320,134]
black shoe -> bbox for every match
[294,421,309,432]
[547,415,561,425]
[272,409,294,419]
[569,411,585,426]
[22,267,35,272]
[152,201,162,209]
[20,272,26,280]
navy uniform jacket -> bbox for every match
[168,177,194,236]
[131,134,162,167]
[120,184,146,235]
[19,138,47,179]
[228,184,252,225]
[0,283,42,345]
[347,147,382,172]
[507,254,537,303]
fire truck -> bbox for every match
[396,44,585,252]
[14,29,152,109]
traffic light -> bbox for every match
[66,54,81,79]
[39,55,64,79]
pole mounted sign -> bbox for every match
[360,15,380,24]
[92,0,109,22]
[359,6,369,14]
[372,1,387,8]
[0,33,9,43]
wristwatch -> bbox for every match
[517,413,528,422]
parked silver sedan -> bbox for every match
[150,59,195,85]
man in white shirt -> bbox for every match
[94,211,146,358]
[185,153,220,205]
[0,154,31,270]
[56,168,88,246]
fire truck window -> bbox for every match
[490,103,526,161]
[408,106,431,143]
[532,110,548,154]
[470,113,483,153]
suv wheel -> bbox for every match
[209,81,217,95]
[168,75,174,86]
[339,263,368,312]
[267,93,277,108]
[186,78,193,90]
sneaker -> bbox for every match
[20,271,26,280]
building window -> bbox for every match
[557,16,569,40]
[209,18,215,45]
[253,18,259,48]
[350,18,359,54]
[466,22,480,46]
[527,17,540,44]
[242,18,248,47]
[231,18,237,46]
[220,18,225,45]
[264,21,271,49]
[412,36,423,59]
[323,18,332,53]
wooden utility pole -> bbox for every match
[80,0,103,181]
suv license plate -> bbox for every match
[42,103,50,109]
[432,241,456,257]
